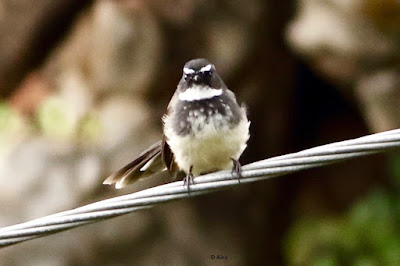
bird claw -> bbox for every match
[231,158,242,183]
[183,166,194,193]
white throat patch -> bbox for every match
[178,85,223,101]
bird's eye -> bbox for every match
[203,70,212,76]
[200,70,212,79]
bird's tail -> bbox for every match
[103,141,165,189]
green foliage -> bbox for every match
[388,154,400,187]
[36,97,76,139]
[0,102,12,131]
[0,98,102,150]
[285,186,400,266]
[36,97,102,143]
[0,102,25,150]
[76,112,102,144]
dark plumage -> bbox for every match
[104,58,250,189]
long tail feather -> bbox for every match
[103,141,165,188]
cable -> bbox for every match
[1,128,400,247]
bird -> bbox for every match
[103,58,250,189]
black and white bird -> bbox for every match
[104,58,250,189]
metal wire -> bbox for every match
[1,128,400,248]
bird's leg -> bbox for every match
[231,158,242,183]
[183,165,194,192]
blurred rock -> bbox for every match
[97,96,154,151]
[206,21,252,77]
[286,0,400,131]
[287,0,399,83]
[0,0,93,98]
[357,69,400,132]
[146,0,201,26]
[88,0,162,95]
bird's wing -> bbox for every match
[103,141,167,189]
[162,136,180,180]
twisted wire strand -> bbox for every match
[1,128,400,248]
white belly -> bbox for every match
[164,114,250,176]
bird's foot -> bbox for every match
[231,158,242,183]
[183,166,194,192]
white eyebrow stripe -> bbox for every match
[183,68,195,74]
[200,64,213,72]
[178,85,222,101]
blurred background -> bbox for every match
[1,0,400,265]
